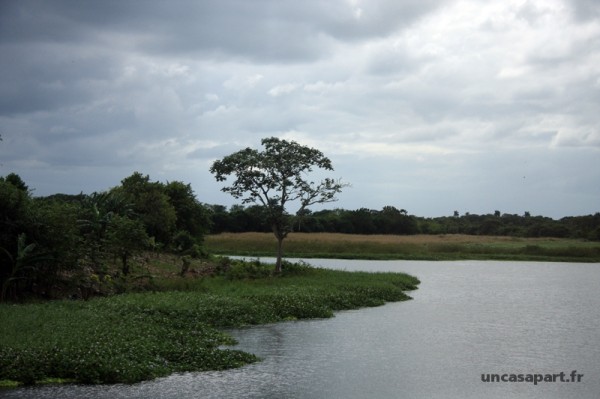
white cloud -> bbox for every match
[303,80,344,93]
[268,83,299,97]
[223,74,264,90]
[163,63,190,77]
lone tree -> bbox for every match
[210,137,348,272]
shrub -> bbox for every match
[224,259,272,280]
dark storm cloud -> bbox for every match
[1,0,444,60]
[0,2,126,116]
[0,0,445,117]
[0,43,118,116]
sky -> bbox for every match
[1,0,599,218]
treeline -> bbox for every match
[0,172,209,301]
[206,205,600,241]
[2,172,599,301]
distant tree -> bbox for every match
[349,208,378,234]
[244,205,271,232]
[164,180,211,240]
[228,204,255,232]
[77,192,125,270]
[479,218,502,235]
[105,215,149,275]
[378,206,407,234]
[205,204,233,233]
[378,206,418,235]
[1,178,83,300]
[210,137,348,272]
[31,199,82,296]
[296,208,312,231]
[0,179,33,300]
[2,173,28,192]
[114,172,177,245]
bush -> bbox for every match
[173,230,195,253]
[225,259,272,280]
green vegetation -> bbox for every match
[0,172,210,302]
[4,137,596,389]
[1,144,597,387]
[206,233,600,262]
[0,258,419,386]
[210,137,348,272]
[206,205,600,241]
[2,168,598,301]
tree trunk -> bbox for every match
[122,253,129,276]
[272,223,285,273]
[275,235,283,273]
[272,221,288,273]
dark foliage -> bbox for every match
[206,204,600,241]
[0,173,211,302]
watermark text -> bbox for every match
[481,370,584,385]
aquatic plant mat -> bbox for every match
[206,232,600,262]
[0,260,418,385]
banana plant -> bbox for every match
[77,192,134,270]
[0,233,50,301]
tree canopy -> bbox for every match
[0,172,211,301]
[210,137,348,271]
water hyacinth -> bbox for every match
[0,260,418,385]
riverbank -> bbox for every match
[206,232,600,262]
[0,259,419,386]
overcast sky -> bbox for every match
[1,0,599,218]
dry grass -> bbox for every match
[286,233,519,244]
[205,232,600,262]
[208,232,564,245]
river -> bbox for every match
[3,259,600,398]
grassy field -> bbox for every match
[206,232,600,262]
[0,258,418,386]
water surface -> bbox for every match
[3,260,599,398]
